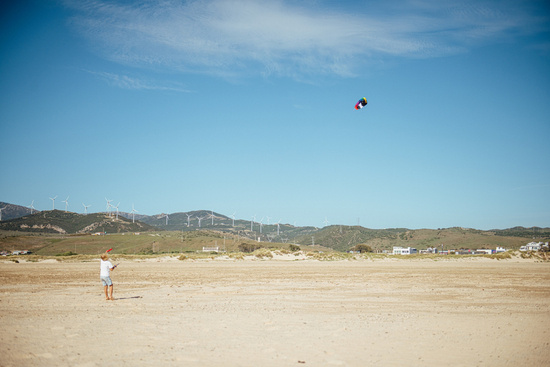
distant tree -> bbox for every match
[351,244,373,253]
[289,244,300,252]
[238,243,262,253]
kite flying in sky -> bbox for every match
[355,97,367,110]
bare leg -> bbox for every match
[104,285,109,300]
[109,285,114,300]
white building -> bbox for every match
[520,242,544,252]
[393,246,418,255]
[202,246,219,253]
[476,249,493,255]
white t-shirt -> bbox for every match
[100,259,114,277]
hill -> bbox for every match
[296,226,544,252]
[492,226,550,238]
[130,210,321,243]
[0,202,547,252]
[0,210,155,234]
[0,230,312,256]
[0,202,35,221]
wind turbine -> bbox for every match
[29,200,35,214]
[259,217,265,233]
[185,213,192,227]
[276,219,282,236]
[251,215,256,231]
[324,217,329,227]
[197,216,204,228]
[164,213,169,225]
[113,202,120,220]
[62,196,69,212]
[82,203,91,214]
[131,204,138,223]
[49,196,57,210]
[209,211,215,226]
[231,212,236,227]
[105,198,113,217]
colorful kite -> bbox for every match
[355,97,367,110]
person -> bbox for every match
[100,253,117,300]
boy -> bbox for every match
[100,253,117,300]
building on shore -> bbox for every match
[392,246,418,255]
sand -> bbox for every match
[0,257,549,366]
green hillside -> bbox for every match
[298,226,541,252]
[0,210,155,234]
[0,224,542,256]
[492,226,550,238]
[136,210,320,243]
[0,202,34,221]
[0,203,546,253]
[294,226,406,251]
[0,230,301,256]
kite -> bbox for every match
[355,97,367,110]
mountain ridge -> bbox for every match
[1,202,548,251]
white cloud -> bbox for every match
[86,70,192,92]
[65,0,546,77]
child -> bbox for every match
[100,253,117,300]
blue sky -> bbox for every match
[1,0,549,230]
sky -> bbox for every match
[1,0,549,230]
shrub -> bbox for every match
[253,248,273,259]
[289,244,300,252]
[238,243,262,253]
[521,252,533,259]
[228,253,244,260]
[55,251,78,257]
[350,244,373,253]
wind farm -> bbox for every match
[0,201,547,257]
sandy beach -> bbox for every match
[1,256,549,366]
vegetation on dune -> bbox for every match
[253,248,273,258]
[238,242,262,253]
[484,252,513,260]
[3,248,549,262]
[55,251,78,257]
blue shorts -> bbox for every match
[100,276,113,286]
